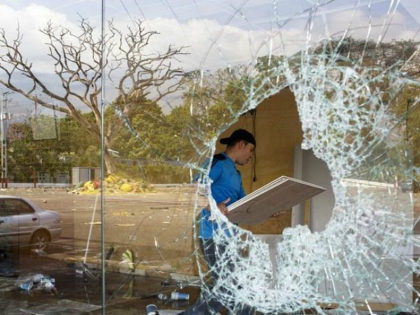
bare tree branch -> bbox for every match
[0,18,186,173]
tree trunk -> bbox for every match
[103,150,115,175]
[414,138,420,193]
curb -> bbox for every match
[47,252,200,283]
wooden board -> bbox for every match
[227,176,326,225]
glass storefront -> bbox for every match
[0,1,418,314]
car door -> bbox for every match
[4,199,39,246]
[0,199,20,247]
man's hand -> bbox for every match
[217,198,230,216]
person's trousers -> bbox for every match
[178,238,252,315]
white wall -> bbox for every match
[292,146,335,232]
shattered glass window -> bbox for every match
[0,0,419,314]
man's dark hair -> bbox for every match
[219,129,256,147]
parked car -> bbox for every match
[0,196,61,251]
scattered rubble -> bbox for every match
[71,174,154,194]
[16,273,57,294]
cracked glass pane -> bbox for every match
[104,1,420,314]
[0,0,419,314]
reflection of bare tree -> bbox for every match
[0,19,186,173]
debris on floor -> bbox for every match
[121,249,136,272]
[16,274,57,294]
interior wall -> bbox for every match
[216,87,302,234]
[292,146,335,231]
[302,149,335,232]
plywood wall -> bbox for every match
[216,88,303,234]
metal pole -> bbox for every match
[4,97,7,189]
[1,92,10,188]
[4,94,9,188]
[1,93,4,188]
[100,0,106,313]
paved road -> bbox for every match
[1,187,205,263]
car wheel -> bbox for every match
[30,230,51,252]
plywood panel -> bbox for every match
[228,177,325,225]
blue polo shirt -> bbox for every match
[199,152,246,239]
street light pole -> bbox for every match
[1,92,11,188]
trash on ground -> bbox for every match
[31,248,47,256]
[158,293,169,300]
[74,262,99,280]
[158,291,190,301]
[146,303,158,315]
[121,249,135,272]
[171,291,189,300]
[16,274,57,294]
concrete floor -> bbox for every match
[0,247,200,314]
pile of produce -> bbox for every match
[72,174,152,194]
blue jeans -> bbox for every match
[178,238,252,315]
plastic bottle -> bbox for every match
[146,304,159,315]
[157,293,168,300]
[171,291,189,300]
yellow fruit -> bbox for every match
[120,183,133,192]
[106,175,117,183]
[86,183,95,192]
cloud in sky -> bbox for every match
[0,2,419,73]
[139,7,419,71]
[0,4,79,73]
[328,7,418,42]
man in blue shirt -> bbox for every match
[199,129,255,239]
[180,129,256,315]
